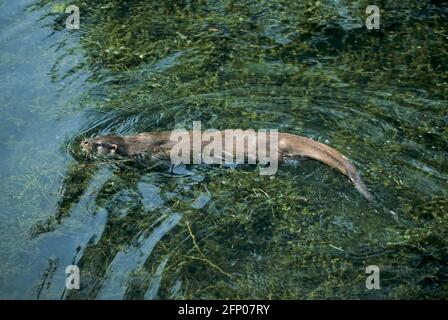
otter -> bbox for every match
[80,131,372,200]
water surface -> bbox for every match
[0,0,447,299]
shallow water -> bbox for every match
[0,0,447,299]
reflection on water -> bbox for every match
[0,0,447,299]
[96,212,181,300]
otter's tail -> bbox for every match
[285,134,373,201]
[348,169,373,201]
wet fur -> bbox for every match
[81,132,372,200]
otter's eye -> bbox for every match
[83,140,89,145]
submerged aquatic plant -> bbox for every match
[1,0,445,299]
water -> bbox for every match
[0,0,447,299]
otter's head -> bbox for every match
[80,135,124,159]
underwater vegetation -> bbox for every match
[0,0,447,299]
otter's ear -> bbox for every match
[110,144,118,153]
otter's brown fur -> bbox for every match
[81,131,372,200]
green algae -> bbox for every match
[0,0,446,299]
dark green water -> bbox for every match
[0,0,447,299]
